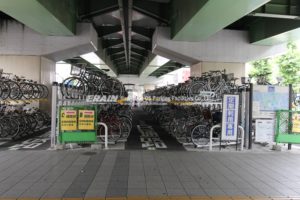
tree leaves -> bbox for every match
[249,58,272,83]
[277,42,300,90]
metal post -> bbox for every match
[209,124,221,151]
[238,125,244,151]
[288,84,293,150]
[245,88,250,148]
[98,122,108,149]
[248,83,253,149]
[50,82,58,149]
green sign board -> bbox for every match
[59,105,97,143]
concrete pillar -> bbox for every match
[190,61,245,84]
[190,62,202,77]
[201,61,245,84]
[40,57,56,114]
[144,84,156,92]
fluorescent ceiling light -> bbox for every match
[80,52,105,65]
[56,61,66,64]
[149,55,170,66]
[249,13,299,19]
[80,52,117,77]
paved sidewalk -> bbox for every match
[0,150,300,199]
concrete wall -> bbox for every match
[0,55,41,107]
[190,61,245,84]
[40,57,56,114]
[118,75,159,85]
[0,55,41,81]
[0,55,55,113]
[144,84,156,92]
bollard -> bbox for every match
[209,124,221,151]
[209,124,244,151]
[238,125,245,151]
[98,122,108,149]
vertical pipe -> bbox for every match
[50,82,58,148]
[288,84,292,150]
[239,125,244,151]
[248,83,253,149]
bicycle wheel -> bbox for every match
[2,116,20,138]
[6,80,21,100]
[61,77,87,99]
[33,111,46,130]
[191,124,209,146]
[32,84,40,99]
[36,84,45,99]
[120,120,131,139]
[20,83,34,99]
[0,81,10,100]
[119,116,132,139]
[99,78,124,96]
[0,117,11,137]
[168,119,177,136]
[41,85,49,98]
[188,82,208,98]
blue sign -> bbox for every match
[222,95,239,140]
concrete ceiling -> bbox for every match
[0,0,300,77]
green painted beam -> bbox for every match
[171,0,270,41]
[250,18,300,45]
[78,0,118,20]
[0,0,76,36]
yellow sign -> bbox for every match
[292,113,300,133]
[60,110,77,131]
[78,110,95,130]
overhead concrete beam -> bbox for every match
[171,0,270,41]
[153,27,287,65]
[95,39,118,75]
[0,21,97,62]
[250,18,300,45]
[0,0,76,35]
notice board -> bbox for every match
[59,105,97,143]
[252,85,289,119]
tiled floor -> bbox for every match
[0,150,300,199]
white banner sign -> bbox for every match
[255,119,275,143]
[222,95,239,141]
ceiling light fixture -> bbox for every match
[249,13,299,20]
[80,52,105,65]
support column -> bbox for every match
[40,57,56,114]
[190,62,202,77]
[144,84,156,92]
[201,61,245,84]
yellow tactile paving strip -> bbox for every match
[2,196,300,200]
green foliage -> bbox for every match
[249,58,272,82]
[277,42,300,91]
